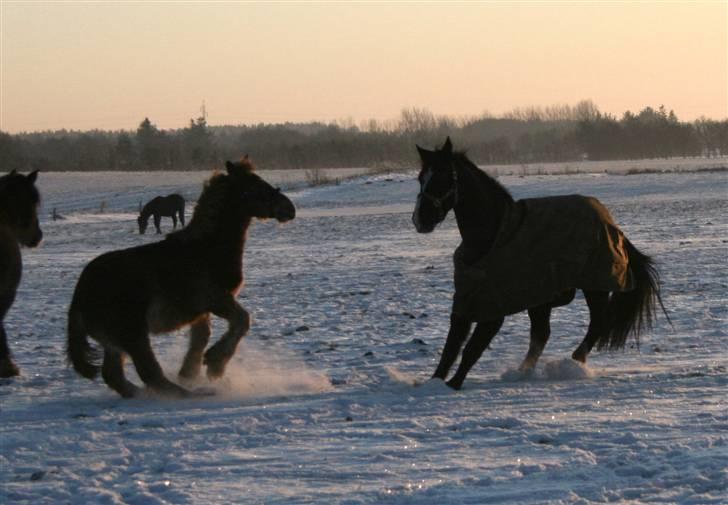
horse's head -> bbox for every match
[225,158,296,223]
[137,215,148,235]
[412,137,458,233]
[0,170,43,247]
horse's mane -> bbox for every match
[453,151,513,203]
[167,159,256,241]
[234,158,256,172]
[0,172,40,203]
[169,172,230,241]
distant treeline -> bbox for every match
[1,101,727,171]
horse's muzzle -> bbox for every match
[414,222,435,234]
[276,204,296,223]
[25,228,43,248]
[412,207,435,234]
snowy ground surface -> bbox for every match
[1,165,726,504]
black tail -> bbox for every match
[66,301,100,379]
[598,239,669,351]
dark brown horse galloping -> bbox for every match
[413,138,667,390]
[68,159,296,398]
[0,170,42,378]
[138,194,185,234]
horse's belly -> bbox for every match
[146,298,202,334]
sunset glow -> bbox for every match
[1,1,726,132]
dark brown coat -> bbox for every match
[452,195,634,321]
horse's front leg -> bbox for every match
[127,334,193,398]
[519,304,552,372]
[446,318,504,390]
[432,314,472,380]
[154,214,162,234]
[178,315,211,380]
[0,323,20,378]
[204,297,250,380]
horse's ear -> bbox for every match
[27,170,39,183]
[416,145,431,161]
[9,169,17,176]
[442,137,453,155]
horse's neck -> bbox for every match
[0,205,18,237]
[453,164,512,262]
[176,208,251,255]
[140,204,153,220]
[214,216,251,256]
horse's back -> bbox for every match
[73,239,187,308]
[164,194,185,207]
[516,194,615,228]
[154,194,185,215]
[72,239,212,329]
[453,193,633,320]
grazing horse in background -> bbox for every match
[413,138,667,390]
[138,194,185,234]
[0,170,43,378]
[67,159,296,398]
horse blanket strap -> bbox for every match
[452,195,634,321]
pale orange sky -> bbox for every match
[1,1,726,133]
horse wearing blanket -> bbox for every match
[413,138,667,390]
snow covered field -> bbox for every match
[1,167,726,504]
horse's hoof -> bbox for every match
[205,362,226,381]
[517,366,536,377]
[178,365,201,382]
[191,387,216,397]
[571,353,587,364]
[118,384,142,399]
[161,386,194,399]
[0,359,20,379]
[445,379,463,390]
[203,347,229,380]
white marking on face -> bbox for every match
[420,166,434,194]
[413,167,433,231]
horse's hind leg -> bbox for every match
[572,290,609,363]
[446,318,504,390]
[0,322,20,378]
[179,209,185,227]
[433,314,472,380]
[204,297,250,380]
[171,214,178,229]
[127,338,192,398]
[519,304,552,372]
[179,315,211,380]
[102,349,141,398]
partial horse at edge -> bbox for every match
[0,170,43,378]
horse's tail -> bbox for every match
[66,299,100,380]
[598,239,669,351]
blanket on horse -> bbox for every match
[452,195,634,321]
